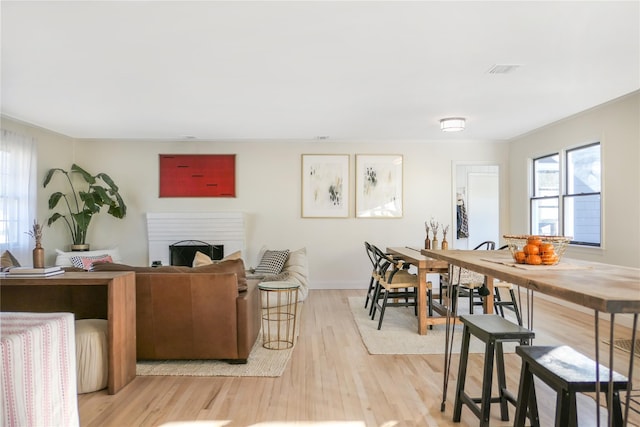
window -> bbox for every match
[530,142,601,247]
[531,154,559,236]
[565,143,601,245]
[0,129,37,264]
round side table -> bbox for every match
[258,281,300,350]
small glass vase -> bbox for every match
[33,243,45,268]
[424,232,431,250]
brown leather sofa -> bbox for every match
[91,259,261,363]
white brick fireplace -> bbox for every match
[146,212,246,266]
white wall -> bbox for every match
[3,120,510,289]
[508,91,640,268]
[5,90,636,288]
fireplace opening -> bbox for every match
[169,240,223,266]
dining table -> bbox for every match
[421,248,640,427]
[386,247,452,335]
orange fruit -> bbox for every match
[527,236,542,246]
[542,254,559,265]
[526,254,542,265]
[539,243,554,254]
[523,244,540,255]
[514,251,526,264]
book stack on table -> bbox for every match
[7,266,64,277]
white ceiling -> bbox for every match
[1,1,639,142]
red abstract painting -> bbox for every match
[159,154,236,197]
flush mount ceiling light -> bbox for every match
[440,117,466,132]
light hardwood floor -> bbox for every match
[78,289,639,427]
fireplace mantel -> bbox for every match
[146,212,246,266]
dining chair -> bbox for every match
[440,241,495,315]
[370,246,422,330]
[364,241,380,311]
[364,243,390,318]
[492,245,523,325]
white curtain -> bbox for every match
[0,129,37,265]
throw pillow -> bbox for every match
[192,250,243,267]
[1,250,21,270]
[192,251,214,267]
[55,248,122,267]
[70,254,113,271]
[254,249,289,275]
[281,247,310,302]
[222,250,242,261]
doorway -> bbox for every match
[453,164,500,249]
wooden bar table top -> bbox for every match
[1,271,137,394]
[386,247,450,335]
[420,249,640,314]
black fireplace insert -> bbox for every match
[169,240,224,266]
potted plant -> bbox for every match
[43,164,127,250]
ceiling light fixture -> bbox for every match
[440,117,466,132]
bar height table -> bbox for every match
[421,249,640,426]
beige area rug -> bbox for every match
[604,338,640,358]
[348,296,555,355]
[137,305,303,377]
[136,332,293,377]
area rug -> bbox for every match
[604,338,640,358]
[348,296,553,355]
[137,304,303,377]
[136,331,294,377]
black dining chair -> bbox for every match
[364,241,380,311]
[370,245,421,330]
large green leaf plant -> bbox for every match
[43,164,127,245]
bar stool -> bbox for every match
[453,314,538,427]
[514,345,629,427]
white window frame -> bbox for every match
[530,142,602,247]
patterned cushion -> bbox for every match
[70,254,113,270]
[254,249,289,275]
[55,248,122,267]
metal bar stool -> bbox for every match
[453,314,539,427]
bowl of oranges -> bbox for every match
[503,234,571,265]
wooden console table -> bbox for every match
[0,271,136,394]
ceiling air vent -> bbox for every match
[487,64,521,74]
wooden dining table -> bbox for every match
[386,247,451,335]
[421,248,640,426]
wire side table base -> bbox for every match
[258,281,300,350]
